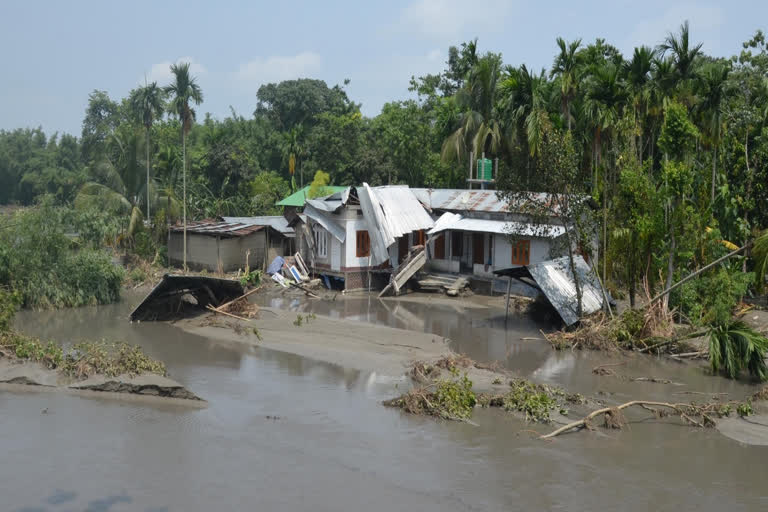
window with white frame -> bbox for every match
[313,225,328,258]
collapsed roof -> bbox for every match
[303,184,435,265]
[495,255,605,325]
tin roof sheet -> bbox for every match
[527,256,604,326]
[222,216,294,235]
[169,219,266,237]
[428,213,566,238]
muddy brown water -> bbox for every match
[3,292,767,511]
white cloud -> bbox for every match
[625,3,724,54]
[400,0,513,40]
[143,57,207,85]
[233,52,322,88]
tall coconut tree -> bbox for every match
[624,46,656,160]
[441,54,505,166]
[74,127,147,243]
[500,64,552,158]
[164,62,203,270]
[551,37,582,131]
[129,81,164,220]
[696,62,730,204]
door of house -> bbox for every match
[331,237,341,271]
[460,232,473,272]
[398,235,409,264]
[473,233,485,265]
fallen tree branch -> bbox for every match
[669,350,708,359]
[637,330,708,353]
[540,400,700,439]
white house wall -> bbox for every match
[345,218,373,269]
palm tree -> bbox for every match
[624,46,656,159]
[441,55,504,167]
[500,64,551,158]
[130,81,164,220]
[164,63,203,270]
[696,62,730,204]
[282,124,305,188]
[551,37,582,131]
[582,61,627,183]
[658,21,703,82]
[74,128,147,242]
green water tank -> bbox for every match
[477,158,493,180]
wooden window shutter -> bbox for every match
[511,240,530,265]
[356,230,370,258]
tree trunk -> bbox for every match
[183,130,187,271]
[711,145,717,206]
[743,132,753,273]
[146,127,151,221]
[628,240,636,308]
[662,225,676,313]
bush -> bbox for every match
[0,288,20,332]
[0,204,124,308]
[674,267,752,325]
[240,270,262,288]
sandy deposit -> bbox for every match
[178,306,556,395]
[0,357,204,404]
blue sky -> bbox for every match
[1,0,766,136]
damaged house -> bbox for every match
[168,216,294,272]
[300,184,435,291]
[410,189,593,280]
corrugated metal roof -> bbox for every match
[428,212,566,237]
[371,186,435,237]
[170,220,265,237]
[357,184,435,265]
[526,256,604,326]
[304,203,346,242]
[411,188,567,215]
[222,216,294,235]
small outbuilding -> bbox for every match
[168,218,290,273]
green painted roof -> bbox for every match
[276,185,348,207]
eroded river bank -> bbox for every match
[3,291,768,511]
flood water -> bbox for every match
[3,292,768,511]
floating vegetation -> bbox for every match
[293,313,317,327]
[383,372,477,421]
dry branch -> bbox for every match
[213,286,262,312]
[540,400,725,439]
[206,305,252,322]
